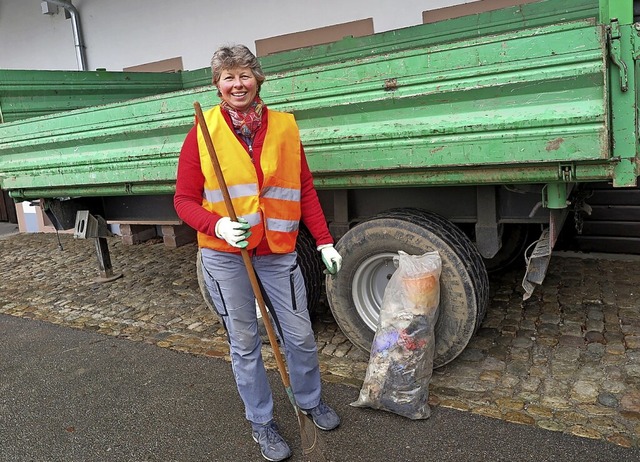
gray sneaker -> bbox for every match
[301,400,340,431]
[251,421,291,461]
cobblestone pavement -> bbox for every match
[1,233,639,449]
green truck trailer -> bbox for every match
[0,0,638,366]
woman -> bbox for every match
[174,44,342,462]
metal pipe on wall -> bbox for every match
[45,0,87,71]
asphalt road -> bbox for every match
[1,314,638,462]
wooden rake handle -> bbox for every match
[193,102,291,388]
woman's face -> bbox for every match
[217,67,258,112]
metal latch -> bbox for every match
[558,164,575,182]
[608,18,629,92]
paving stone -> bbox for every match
[588,416,630,435]
[567,425,602,440]
[607,434,634,448]
[626,336,640,349]
[506,361,530,377]
[539,313,562,324]
[558,335,585,349]
[576,366,605,382]
[480,356,506,371]
[620,391,640,417]
[437,399,471,411]
[512,336,534,348]
[570,381,599,403]
[500,375,521,389]
[322,343,337,356]
[541,396,574,411]
[587,308,605,322]
[472,406,502,419]
[504,411,535,426]
[333,342,352,358]
[606,343,627,355]
[586,320,605,333]
[479,370,501,383]
[520,377,541,393]
[496,398,525,411]
[524,404,553,419]
[536,337,559,347]
[457,348,486,362]
[584,342,606,357]
[625,365,640,379]
[536,420,566,432]
[585,331,605,344]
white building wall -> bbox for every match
[1,0,472,72]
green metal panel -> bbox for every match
[269,20,610,186]
[599,0,634,24]
[181,68,213,89]
[0,0,633,201]
[183,0,599,87]
[0,69,183,123]
[601,0,639,186]
[0,86,211,199]
[260,0,599,73]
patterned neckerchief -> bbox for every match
[221,97,264,143]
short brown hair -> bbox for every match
[210,44,265,95]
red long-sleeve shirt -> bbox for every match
[174,105,333,255]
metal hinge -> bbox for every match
[558,164,575,182]
[608,19,629,92]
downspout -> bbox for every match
[45,0,87,71]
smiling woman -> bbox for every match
[173,44,342,462]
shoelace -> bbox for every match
[311,401,330,417]
[261,424,283,445]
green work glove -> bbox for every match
[215,217,251,248]
[318,244,342,275]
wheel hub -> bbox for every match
[351,252,397,331]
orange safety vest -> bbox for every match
[196,105,302,253]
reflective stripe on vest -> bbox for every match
[266,218,299,233]
[196,105,301,253]
[203,183,258,205]
[262,185,301,202]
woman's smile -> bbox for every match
[217,67,258,111]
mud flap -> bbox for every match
[522,227,551,301]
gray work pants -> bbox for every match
[200,248,322,424]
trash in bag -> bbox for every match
[350,250,442,419]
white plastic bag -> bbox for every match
[351,250,442,419]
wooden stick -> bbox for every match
[193,102,291,386]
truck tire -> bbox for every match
[326,208,489,367]
[483,224,533,274]
[196,224,323,320]
[295,225,325,317]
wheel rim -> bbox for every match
[351,252,397,331]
